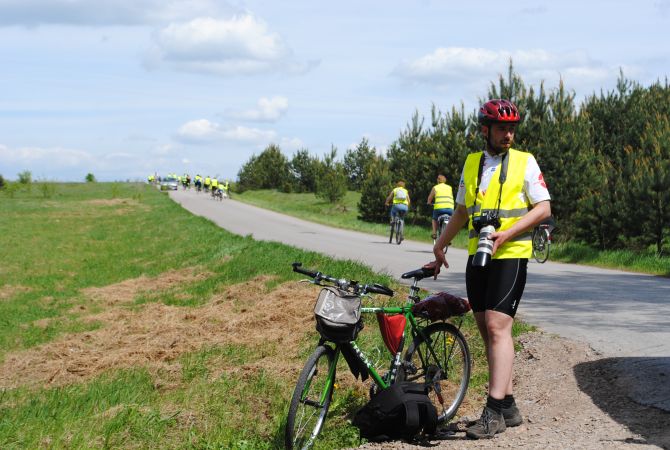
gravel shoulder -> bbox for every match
[355,331,670,450]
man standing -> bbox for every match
[429,99,551,439]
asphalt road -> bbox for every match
[170,189,670,411]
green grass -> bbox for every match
[0,182,490,449]
[235,189,670,276]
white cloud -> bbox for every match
[279,137,304,152]
[392,47,629,95]
[0,0,236,26]
[145,15,316,76]
[0,144,95,168]
[227,96,289,122]
[176,119,276,144]
[0,143,157,181]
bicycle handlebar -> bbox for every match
[291,262,319,278]
[291,262,394,297]
[366,283,394,296]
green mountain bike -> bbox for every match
[285,263,471,449]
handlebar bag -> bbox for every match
[412,292,471,322]
[314,287,363,343]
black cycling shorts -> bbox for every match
[465,256,528,317]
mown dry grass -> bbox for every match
[0,275,316,390]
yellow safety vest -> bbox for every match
[433,183,454,210]
[392,187,409,205]
[204,177,211,185]
[463,148,532,259]
[211,179,218,188]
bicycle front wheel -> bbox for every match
[285,345,336,450]
[402,322,470,423]
[532,228,549,263]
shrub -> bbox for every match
[18,170,32,184]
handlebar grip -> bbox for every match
[367,283,394,297]
[291,262,318,278]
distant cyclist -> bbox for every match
[211,177,219,197]
[204,176,211,192]
[427,174,454,240]
[194,174,203,192]
[384,181,410,222]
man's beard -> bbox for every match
[487,136,511,155]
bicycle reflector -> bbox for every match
[376,313,407,355]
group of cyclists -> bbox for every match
[384,175,455,243]
[148,173,230,199]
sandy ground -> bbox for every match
[354,331,670,450]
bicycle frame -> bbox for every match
[329,274,461,391]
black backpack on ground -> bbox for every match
[352,381,438,442]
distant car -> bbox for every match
[160,177,179,191]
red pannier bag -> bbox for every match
[411,292,471,322]
[376,313,406,355]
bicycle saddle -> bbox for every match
[401,266,435,280]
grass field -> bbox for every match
[0,182,522,449]
[235,189,670,276]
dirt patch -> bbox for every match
[85,199,141,207]
[356,331,669,450]
[80,267,211,307]
[0,277,315,389]
[0,284,31,301]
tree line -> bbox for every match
[237,64,670,255]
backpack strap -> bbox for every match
[403,401,421,432]
[420,402,438,435]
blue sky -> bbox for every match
[1,0,668,182]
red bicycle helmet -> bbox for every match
[478,99,520,124]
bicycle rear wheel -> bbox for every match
[532,228,549,263]
[395,219,403,244]
[437,217,449,254]
[285,345,336,450]
[401,322,470,423]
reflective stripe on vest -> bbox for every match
[433,183,454,210]
[463,148,532,259]
[392,187,409,205]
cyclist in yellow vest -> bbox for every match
[204,176,211,192]
[384,181,410,223]
[211,178,219,197]
[427,99,551,439]
[426,174,454,239]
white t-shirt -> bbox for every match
[455,150,551,207]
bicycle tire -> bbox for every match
[532,228,549,263]
[285,345,336,450]
[438,218,449,254]
[401,322,471,423]
[395,219,403,244]
[389,219,394,244]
